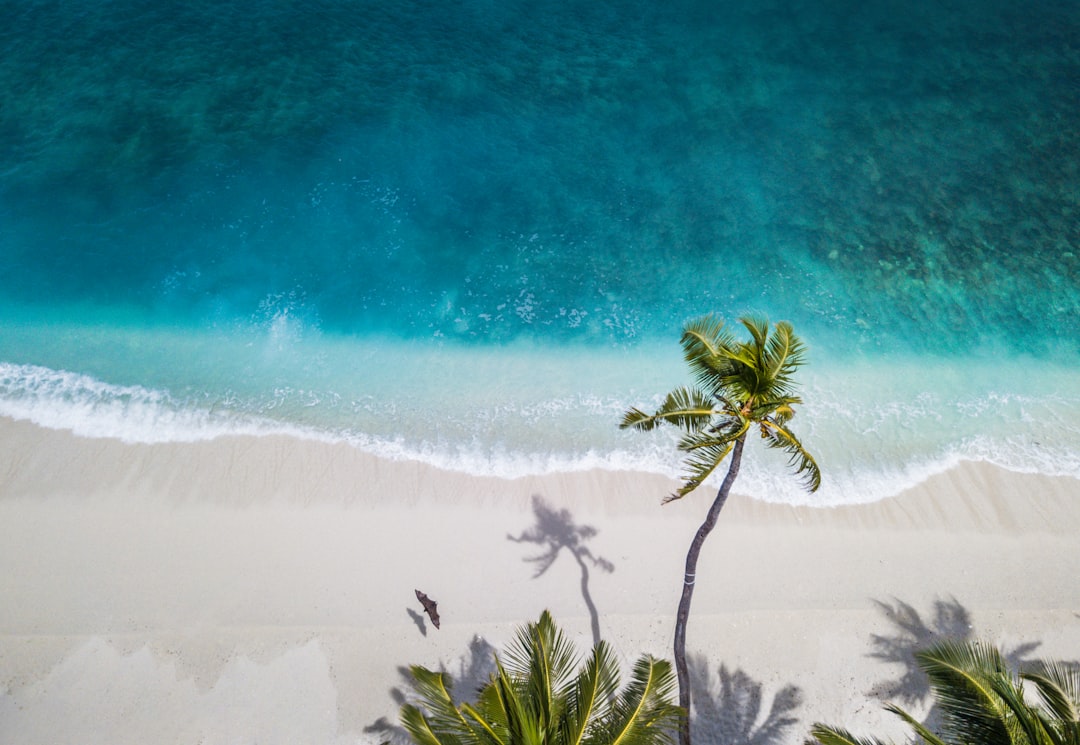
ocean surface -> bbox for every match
[1,0,1078,505]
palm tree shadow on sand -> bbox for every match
[508,495,615,647]
[364,635,498,745]
[688,654,802,745]
[867,596,1042,706]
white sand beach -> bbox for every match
[1,415,1078,744]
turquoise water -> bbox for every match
[1,0,1078,504]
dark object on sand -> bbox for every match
[415,589,440,629]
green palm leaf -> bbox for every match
[490,659,546,745]
[916,640,1013,745]
[602,656,680,745]
[680,315,737,393]
[563,641,621,745]
[1024,661,1080,725]
[752,393,804,411]
[401,613,679,745]
[747,395,802,425]
[987,672,1062,745]
[741,314,769,345]
[401,704,468,745]
[882,703,949,745]
[812,640,1080,745]
[761,321,805,395]
[471,681,511,738]
[759,420,822,492]
[620,387,714,433]
[665,429,740,503]
[402,667,477,745]
[462,698,508,745]
[503,610,578,732]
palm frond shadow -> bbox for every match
[508,494,615,646]
[688,654,803,745]
[363,634,498,745]
[867,596,1042,707]
[867,596,975,705]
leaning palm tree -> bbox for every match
[401,610,681,745]
[808,638,1080,745]
[621,314,820,745]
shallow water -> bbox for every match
[1,0,1078,504]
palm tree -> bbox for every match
[621,314,820,745]
[401,610,681,745]
[808,639,1080,745]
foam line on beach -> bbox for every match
[2,415,1079,529]
[4,347,1080,505]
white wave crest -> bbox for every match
[2,358,1079,505]
[0,362,301,444]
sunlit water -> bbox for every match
[1,0,1077,505]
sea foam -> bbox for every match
[3,342,1079,508]
[0,362,295,444]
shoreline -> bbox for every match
[1,417,1079,744]
[2,415,1079,522]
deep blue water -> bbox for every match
[1,0,1078,504]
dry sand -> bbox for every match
[1,415,1078,744]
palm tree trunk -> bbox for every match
[673,435,746,745]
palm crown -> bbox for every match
[401,611,681,745]
[621,315,820,501]
[810,638,1080,745]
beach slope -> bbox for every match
[1,416,1078,744]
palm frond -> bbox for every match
[562,641,621,745]
[603,656,680,745]
[665,426,745,502]
[748,395,803,424]
[720,342,760,379]
[764,402,796,427]
[883,704,949,745]
[711,416,746,439]
[403,667,476,745]
[503,610,578,729]
[682,417,745,449]
[987,672,1062,745]
[714,317,765,401]
[806,723,893,745]
[680,315,738,393]
[761,321,807,395]
[1024,661,1080,724]
[681,315,729,359]
[402,704,471,745]
[620,387,715,433]
[813,642,1080,745]
[469,685,512,745]
[759,420,821,492]
[620,407,656,431]
[490,660,546,745]
[403,613,682,745]
[916,640,1013,745]
[714,393,740,417]
[739,316,770,355]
